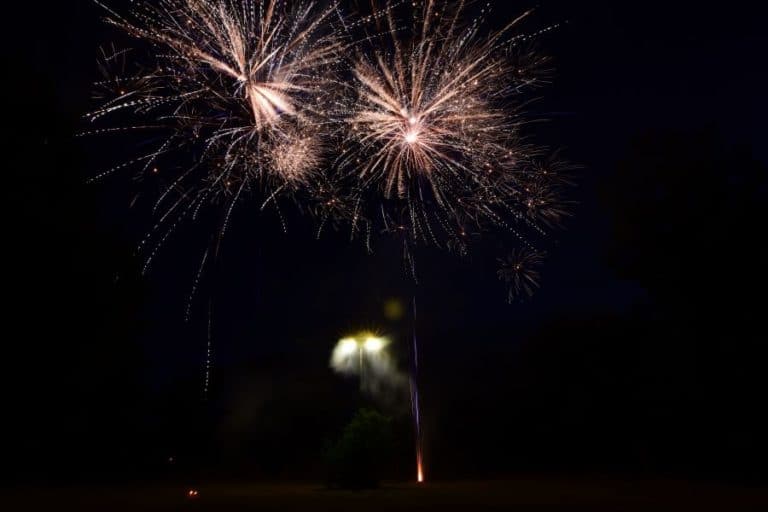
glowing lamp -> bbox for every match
[364,337,384,352]
[338,338,358,355]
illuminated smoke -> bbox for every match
[330,334,407,400]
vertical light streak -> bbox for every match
[410,295,424,483]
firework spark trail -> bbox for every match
[410,295,424,482]
[203,298,213,399]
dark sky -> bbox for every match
[2,0,767,482]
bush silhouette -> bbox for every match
[325,408,393,489]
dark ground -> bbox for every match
[5,478,768,511]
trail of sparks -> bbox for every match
[203,299,213,399]
[410,295,424,483]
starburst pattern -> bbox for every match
[497,248,544,302]
[85,0,346,273]
[334,0,563,265]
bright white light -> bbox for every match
[408,116,418,125]
[404,130,419,144]
[364,337,384,352]
[338,338,358,356]
[331,333,404,395]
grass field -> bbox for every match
[4,477,768,511]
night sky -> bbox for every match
[2,0,767,484]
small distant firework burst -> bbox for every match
[334,0,567,275]
[497,248,544,302]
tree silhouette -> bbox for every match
[325,408,393,488]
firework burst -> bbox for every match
[85,0,347,272]
[334,0,563,264]
[86,0,569,294]
[497,247,544,302]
